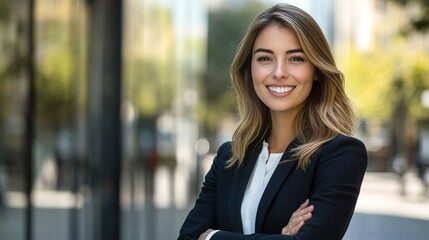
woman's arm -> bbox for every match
[199,200,314,240]
[298,136,367,239]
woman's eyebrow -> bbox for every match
[253,48,304,55]
[253,48,273,55]
[286,48,303,54]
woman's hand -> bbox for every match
[199,229,214,240]
[282,199,314,236]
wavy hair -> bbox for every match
[228,4,356,169]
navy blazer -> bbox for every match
[178,135,368,240]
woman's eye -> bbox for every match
[257,56,271,62]
[289,56,304,62]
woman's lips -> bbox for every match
[267,85,295,94]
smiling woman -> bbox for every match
[251,24,315,122]
[178,3,367,240]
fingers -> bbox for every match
[198,229,213,240]
[297,199,310,210]
[290,211,313,228]
[282,200,314,236]
[297,204,314,220]
[282,220,304,235]
[291,202,314,225]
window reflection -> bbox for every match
[122,0,207,239]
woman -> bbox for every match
[178,3,367,240]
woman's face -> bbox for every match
[251,24,315,115]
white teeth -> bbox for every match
[268,86,294,93]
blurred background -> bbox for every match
[0,0,428,239]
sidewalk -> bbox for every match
[344,170,429,240]
[355,170,429,220]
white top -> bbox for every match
[206,141,283,239]
[241,141,283,234]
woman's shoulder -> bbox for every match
[214,141,233,162]
[217,141,232,153]
[315,135,368,168]
[324,135,366,151]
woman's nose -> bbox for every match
[273,62,287,79]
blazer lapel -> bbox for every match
[254,140,299,233]
[228,143,262,232]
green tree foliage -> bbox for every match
[400,54,429,118]
[0,1,88,131]
[388,0,429,33]
[34,13,87,128]
[344,45,429,121]
[0,0,14,119]
[344,1,429,125]
[125,4,175,118]
[0,0,10,23]
[36,42,74,125]
[344,49,394,119]
[203,1,266,132]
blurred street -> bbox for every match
[345,170,429,240]
[1,170,429,240]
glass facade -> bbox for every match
[0,0,207,239]
[1,0,90,239]
[121,0,207,239]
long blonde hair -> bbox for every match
[229,4,356,169]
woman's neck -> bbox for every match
[267,111,296,154]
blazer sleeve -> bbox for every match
[209,136,368,240]
[296,135,368,238]
[178,142,231,240]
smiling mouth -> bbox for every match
[267,86,295,94]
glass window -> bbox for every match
[121,0,207,239]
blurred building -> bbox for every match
[0,0,207,239]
